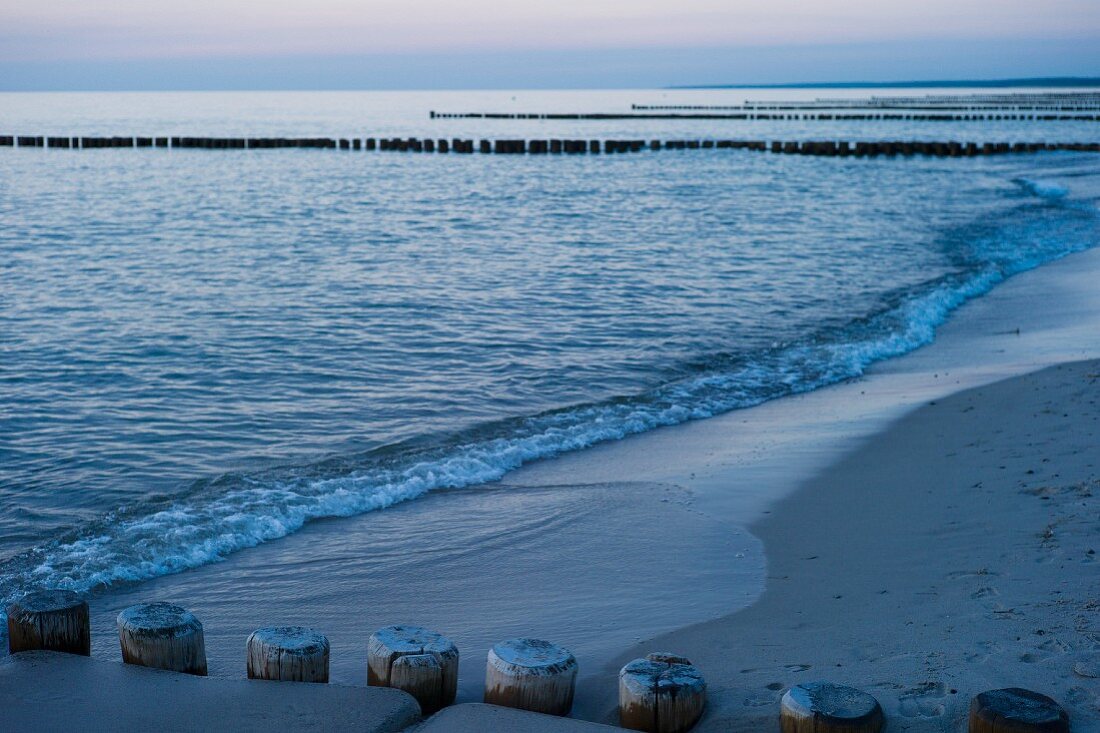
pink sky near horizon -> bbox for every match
[3,0,1099,62]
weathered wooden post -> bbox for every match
[367,625,458,715]
[246,626,329,683]
[117,602,207,676]
[968,688,1068,732]
[619,653,706,733]
[780,682,883,733]
[484,638,577,717]
[6,590,90,656]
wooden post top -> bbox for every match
[490,638,576,673]
[370,625,456,655]
[7,590,85,615]
[782,682,883,726]
[117,602,202,636]
[969,688,1069,732]
[247,626,328,655]
[621,658,705,691]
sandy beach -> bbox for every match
[4,360,1096,731]
[593,358,1100,730]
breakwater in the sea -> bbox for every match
[3,135,1098,156]
[431,111,1099,121]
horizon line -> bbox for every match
[669,76,1100,89]
[5,77,1100,94]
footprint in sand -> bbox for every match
[743,691,781,708]
[948,568,1000,579]
[966,640,1003,663]
[1019,637,1071,664]
[1073,651,1100,679]
[898,681,948,718]
[1064,686,1096,706]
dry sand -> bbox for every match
[586,360,1100,731]
[0,650,420,732]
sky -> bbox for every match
[1,0,1098,90]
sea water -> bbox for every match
[1,89,1099,634]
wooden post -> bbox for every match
[969,688,1068,732]
[619,653,706,733]
[246,626,329,683]
[484,638,577,717]
[368,625,458,715]
[117,602,207,676]
[780,682,883,733]
[6,590,90,656]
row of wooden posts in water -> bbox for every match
[430,110,1100,121]
[632,105,1100,113]
[6,589,1073,733]
[631,94,1100,113]
[3,134,1099,158]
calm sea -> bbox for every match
[1,89,1098,619]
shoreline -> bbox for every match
[3,359,1096,732]
[513,243,1100,725]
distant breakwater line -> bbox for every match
[430,110,1100,121]
[3,136,1099,157]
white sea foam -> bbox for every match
[1015,177,1070,199]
